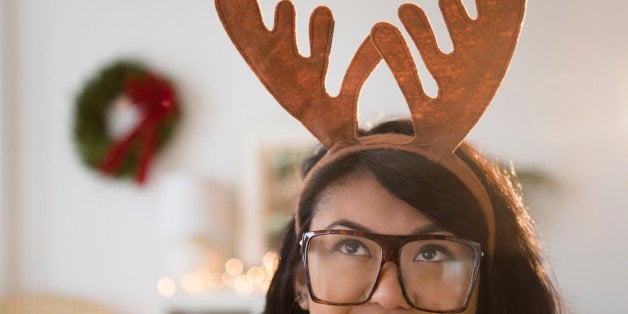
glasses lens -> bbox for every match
[306,233,382,304]
[399,239,476,312]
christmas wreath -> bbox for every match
[73,61,181,184]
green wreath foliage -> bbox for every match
[73,61,180,179]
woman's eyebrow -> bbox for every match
[412,223,451,235]
[325,219,374,233]
[325,220,451,235]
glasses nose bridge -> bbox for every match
[378,237,402,265]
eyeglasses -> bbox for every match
[299,230,482,313]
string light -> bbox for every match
[162,252,279,297]
[246,266,265,286]
[221,270,236,287]
[225,258,244,276]
[262,252,279,273]
[181,272,205,294]
[200,270,224,290]
[157,277,176,297]
[234,274,253,295]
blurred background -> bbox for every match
[1,0,627,313]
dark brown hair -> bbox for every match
[264,120,562,313]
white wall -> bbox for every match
[0,0,17,297]
[3,0,628,313]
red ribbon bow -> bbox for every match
[99,73,178,184]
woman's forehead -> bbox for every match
[310,171,438,235]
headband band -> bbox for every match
[298,133,495,254]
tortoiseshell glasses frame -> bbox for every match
[299,229,483,313]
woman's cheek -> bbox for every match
[308,303,353,314]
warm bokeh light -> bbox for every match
[246,266,265,286]
[260,278,271,291]
[173,252,282,295]
[234,274,253,295]
[181,272,204,294]
[262,252,279,273]
[200,270,224,290]
[225,258,244,276]
[157,277,176,298]
[259,280,270,291]
[221,271,236,287]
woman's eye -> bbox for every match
[334,240,371,257]
[415,247,449,262]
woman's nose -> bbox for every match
[369,261,412,310]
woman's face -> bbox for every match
[296,171,479,314]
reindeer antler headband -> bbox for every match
[216,0,526,255]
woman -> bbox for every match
[216,0,559,312]
[264,120,563,314]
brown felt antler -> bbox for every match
[216,0,527,256]
[371,0,526,152]
[215,0,382,148]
